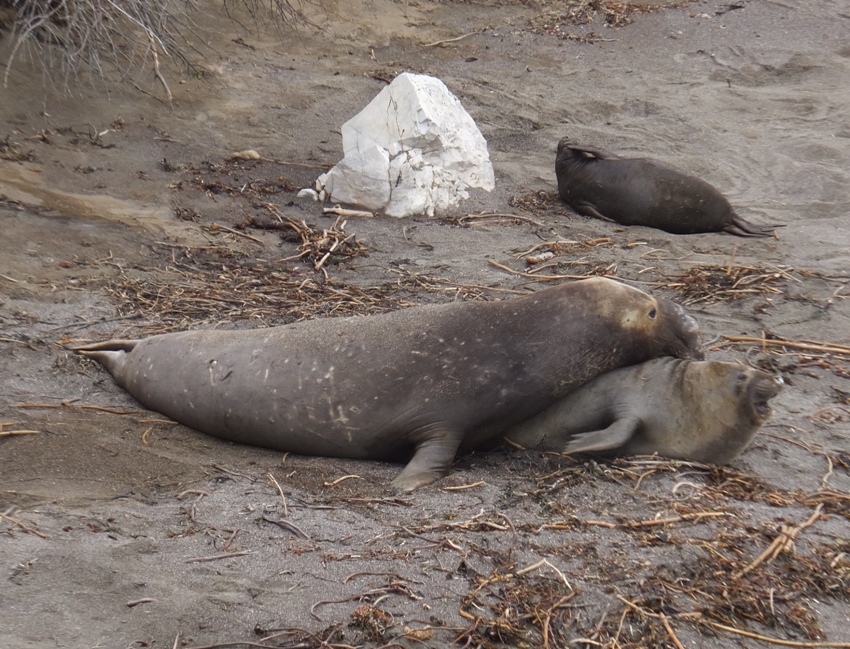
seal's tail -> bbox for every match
[73,339,140,377]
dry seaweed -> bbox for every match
[448,455,850,649]
[716,333,850,382]
[508,189,568,214]
[70,240,512,336]
[186,159,300,198]
[459,559,576,649]
[669,263,795,305]
[527,0,670,42]
[71,241,405,335]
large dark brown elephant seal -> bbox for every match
[505,357,782,464]
[555,138,777,237]
[77,278,702,491]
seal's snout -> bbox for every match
[751,373,783,418]
[658,299,703,360]
[556,136,572,153]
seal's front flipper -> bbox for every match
[564,417,641,455]
[391,430,464,492]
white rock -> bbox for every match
[296,188,319,201]
[315,73,495,217]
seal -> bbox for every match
[77,277,702,491]
[505,357,782,464]
[555,138,777,237]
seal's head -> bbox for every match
[729,365,783,425]
[555,137,587,174]
[556,136,573,155]
[678,362,783,464]
[654,298,703,361]
[589,278,702,361]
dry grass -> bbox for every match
[1,0,310,92]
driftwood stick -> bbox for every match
[722,335,850,356]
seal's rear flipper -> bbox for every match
[725,214,782,238]
[566,144,620,161]
[73,339,140,352]
[73,339,140,378]
[564,417,641,455]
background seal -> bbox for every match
[556,138,778,237]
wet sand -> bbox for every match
[1,2,849,647]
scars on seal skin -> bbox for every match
[505,357,782,464]
[555,137,778,237]
[77,277,703,491]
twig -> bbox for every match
[0,430,40,436]
[343,571,413,584]
[13,402,143,415]
[185,551,251,563]
[735,503,824,578]
[703,620,850,647]
[459,212,545,227]
[817,453,835,490]
[0,513,49,538]
[47,313,140,332]
[487,258,593,281]
[0,337,38,348]
[176,491,207,503]
[261,516,310,540]
[211,465,257,482]
[442,481,485,491]
[542,593,577,649]
[576,511,730,530]
[659,613,685,649]
[149,33,172,101]
[127,598,155,607]
[516,240,581,257]
[310,587,402,621]
[722,336,850,357]
[207,223,265,245]
[230,150,331,169]
[267,473,288,517]
[323,205,374,218]
[424,30,483,47]
[183,642,284,649]
[323,475,362,487]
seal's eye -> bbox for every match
[647,308,657,319]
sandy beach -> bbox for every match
[1,1,849,647]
